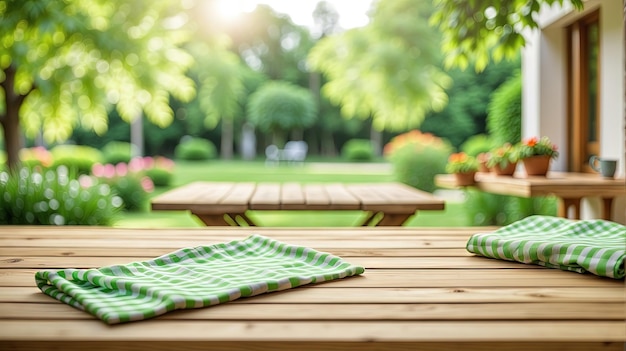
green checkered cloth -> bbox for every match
[35,234,365,324]
[466,215,626,279]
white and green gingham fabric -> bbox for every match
[35,234,365,324]
[466,215,626,279]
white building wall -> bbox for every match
[522,0,625,223]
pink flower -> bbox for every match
[128,157,144,173]
[92,163,105,177]
[140,176,154,193]
[78,175,93,188]
[143,156,154,169]
[115,163,128,177]
[103,164,116,179]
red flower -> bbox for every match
[525,137,538,147]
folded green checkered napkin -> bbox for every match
[35,234,365,324]
[466,216,626,279]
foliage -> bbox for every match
[487,72,522,145]
[91,162,153,211]
[460,134,494,157]
[431,0,584,71]
[308,0,451,131]
[486,143,518,168]
[136,156,175,187]
[51,144,103,175]
[516,136,559,159]
[0,0,195,155]
[420,58,520,148]
[0,166,122,225]
[341,139,374,162]
[18,147,53,169]
[247,81,317,144]
[175,137,217,161]
[464,190,557,226]
[102,141,137,165]
[384,130,452,193]
[446,152,479,173]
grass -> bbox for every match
[115,159,471,228]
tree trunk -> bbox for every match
[370,122,383,157]
[220,118,234,159]
[1,66,25,170]
[130,113,143,158]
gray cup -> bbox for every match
[589,156,617,178]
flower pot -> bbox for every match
[492,162,517,176]
[454,171,476,186]
[522,155,551,176]
[478,162,490,173]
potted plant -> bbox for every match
[477,152,491,173]
[516,136,559,176]
[486,143,518,176]
[446,152,479,186]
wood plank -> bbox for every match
[323,183,362,209]
[249,183,281,210]
[0,320,624,342]
[2,341,623,351]
[0,247,474,258]
[3,286,623,304]
[303,184,331,209]
[0,238,476,249]
[0,256,547,270]
[1,302,623,321]
[3,269,619,288]
[218,182,256,205]
[280,182,306,209]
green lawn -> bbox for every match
[115,160,470,228]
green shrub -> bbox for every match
[145,168,173,187]
[487,72,522,145]
[175,137,217,161]
[464,189,557,226]
[341,139,374,161]
[102,141,138,165]
[460,134,495,157]
[92,162,154,211]
[384,130,452,193]
[129,156,175,187]
[51,145,103,175]
[18,147,53,169]
[0,166,122,225]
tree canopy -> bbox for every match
[431,0,584,71]
[309,0,451,132]
[0,0,195,167]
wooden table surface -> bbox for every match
[435,172,626,219]
[1,226,624,351]
[151,182,445,226]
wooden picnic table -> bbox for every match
[0,226,624,351]
[435,172,626,220]
[151,181,445,226]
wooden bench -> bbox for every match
[1,226,624,350]
[151,181,445,226]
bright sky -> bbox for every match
[214,0,375,30]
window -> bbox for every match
[567,11,600,172]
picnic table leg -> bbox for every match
[230,212,257,226]
[557,198,581,219]
[376,213,413,226]
[360,211,377,226]
[194,213,231,226]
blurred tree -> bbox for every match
[247,81,317,146]
[309,0,451,132]
[431,0,583,71]
[188,42,245,159]
[487,71,522,145]
[0,0,195,168]
[420,57,520,148]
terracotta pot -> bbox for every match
[478,161,490,173]
[492,162,517,176]
[454,171,476,186]
[522,155,551,176]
